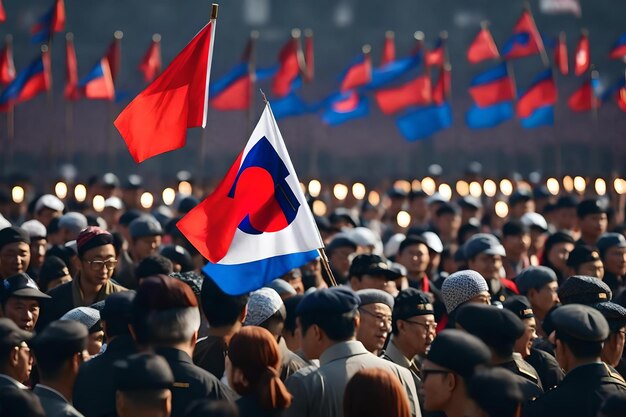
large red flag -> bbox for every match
[574,30,590,76]
[272,33,302,98]
[114,20,216,163]
[467,26,499,64]
[375,75,431,114]
[0,35,15,85]
[568,80,598,112]
[105,31,122,84]
[0,1,6,23]
[554,32,568,76]
[64,33,79,100]
[381,31,396,66]
[304,29,314,82]
[139,34,162,83]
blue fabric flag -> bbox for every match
[466,101,514,129]
[520,105,554,128]
[367,53,422,90]
[321,91,369,126]
[470,62,509,86]
[272,92,311,120]
[395,103,452,141]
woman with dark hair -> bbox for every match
[343,368,411,417]
[226,326,292,417]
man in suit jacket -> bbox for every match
[31,320,88,417]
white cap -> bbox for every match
[21,219,47,239]
[384,233,406,258]
[35,194,64,213]
[427,192,450,205]
[0,214,11,231]
[521,212,548,232]
[104,196,124,210]
[348,227,383,256]
[421,231,444,254]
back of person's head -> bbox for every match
[227,326,292,410]
[101,291,136,339]
[283,295,304,337]
[200,275,249,328]
[31,320,89,380]
[343,368,411,417]
[0,387,45,417]
[184,399,239,417]
[132,274,200,346]
[552,304,608,360]
[467,367,524,417]
[296,287,361,342]
[135,255,174,281]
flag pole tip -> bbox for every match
[211,4,219,19]
[114,30,124,39]
[250,30,260,39]
[413,31,425,41]
[439,30,448,39]
[291,28,302,38]
[41,44,49,53]
[581,28,589,36]
[152,33,162,42]
[259,89,269,105]
[385,30,395,38]
[362,44,371,54]
[5,34,12,42]
[304,28,313,37]
[480,20,489,29]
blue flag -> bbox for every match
[272,92,311,120]
[395,103,452,141]
[466,101,514,129]
[520,105,554,128]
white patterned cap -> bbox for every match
[243,288,285,326]
[441,270,489,313]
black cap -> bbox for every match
[387,187,408,199]
[123,174,143,190]
[101,173,120,188]
[160,245,193,272]
[503,296,535,320]
[39,256,69,282]
[555,195,579,209]
[393,288,434,321]
[566,245,601,269]
[101,290,136,322]
[326,236,357,253]
[0,273,51,301]
[552,304,609,342]
[599,392,626,417]
[593,302,626,333]
[577,198,608,218]
[596,233,626,259]
[509,189,533,206]
[426,329,491,378]
[468,367,524,417]
[118,210,143,227]
[329,208,359,228]
[0,388,45,417]
[349,254,400,280]
[114,353,174,392]
[31,320,89,358]
[436,203,460,217]
[533,185,551,199]
[178,196,199,214]
[398,235,429,255]
[558,275,611,305]
[464,233,505,259]
[296,287,360,316]
[502,220,529,237]
[544,231,575,250]
[129,215,163,239]
[0,226,30,250]
[0,318,33,348]
[515,266,557,295]
[456,303,525,343]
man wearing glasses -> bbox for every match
[355,289,394,356]
[38,227,126,330]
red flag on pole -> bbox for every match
[374,75,431,114]
[425,33,446,68]
[502,9,545,60]
[105,31,122,83]
[0,1,6,23]
[432,64,451,105]
[554,32,568,76]
[304,29,314,83]
[0,35,15,85]
[568,79,598,112]
[114,13,217,163]
[467,24,499,64]
[64,32,79,100]
[139,34,162,83]
[618,86,626,113]
[381,31,396,66]
[574,30,590,76]
[272,31,302,98]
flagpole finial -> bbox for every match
[250,30,260,40]
[362,44,372,54]
[522,1,531,11]
[41,44,49,53]
[114,30,124,40]
[65,32,73,41]
[259,89,269,105]
[291,28,301,39]
[211,3,219,19]
[5,34,12,43]
[480,20,489,29]
[385,30,395,39]
[152,33,161,42]
[304,28,313,38]
[414,31,425,41]
[439,31,448,40]
[581,28,589,36]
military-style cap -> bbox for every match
[577,198,608,218]
[593,302,626,333]
[458,196,482,210]
[100,290,136,322]
[426,329,491,378]
[21,220,47,240]
[0,388,45,417]
[326,236,357,253]
[31,320,89,357]
[398,235,429,255]
[349,254,400,280]
[503,295,534,320]
[551,304,609,342]
[596,233,626,259]
[441,269,489,313]
[555,195,579,209]
[598,392,626,417]
[521,212,548,232]
[509,189,533,206]
[558,275,612,305]
[0,273,50,300]
[0,226,30,250]
[393,288,434,321]
[464,233,506,259]
[129,215,163,239]
[456,304,525,343]
[0,317,33,348]
[76,226,113,258]
[296,286,360,316]
[515,266,557,295]
[566,245,601,269]
[468,367,524,417]
[114,352,174,392]
[357,289,394,310]
[243,287,285,326]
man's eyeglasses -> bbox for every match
[86,258,118,271]
[404,320,438,332]
[359,308,392,326]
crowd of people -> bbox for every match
[0,171,625,417]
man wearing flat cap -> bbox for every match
[284,287,420,417]
[325,236,357,285]
[515,266,560,338]
[355,288,394,356]
[0,226,31,280]
[576,198,608,248]
[349,253,401,292]
[420,329,491,417]
[596,233,626,293]
[114,353,174,417]
[566,245,604,279]
[39,227,126,329]
[74,291,138,417]
[527,305,626,417]
[31,320,89,417]
[0,318,34,388]
[0,272,50,331]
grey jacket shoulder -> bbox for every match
[34,386,84,417]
